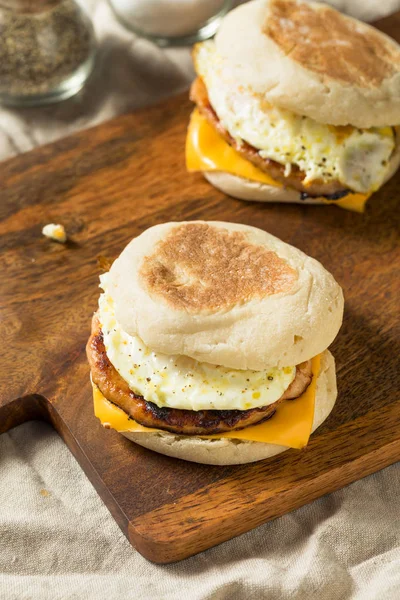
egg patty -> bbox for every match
[97,273,296,412]
[193,41,395,195]
[191,77,347,198]
[87,315,314,435]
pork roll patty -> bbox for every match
[190,77,350,199]
[87,315,313,436]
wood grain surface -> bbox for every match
[1,13,400,564]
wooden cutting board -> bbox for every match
[1,12,400,565]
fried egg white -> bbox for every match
[98,273,296,412]
[194,41,395,194]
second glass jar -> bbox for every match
[109,0,233,46]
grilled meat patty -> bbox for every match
[87,315,313,436]
[190,77,349,199]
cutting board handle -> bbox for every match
[0,395,49,435]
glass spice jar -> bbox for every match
[109,0,233,47]
[0,0,96,107]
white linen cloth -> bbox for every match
[1,2,399,599]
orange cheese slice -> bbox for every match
[93,354,320,450]
[186,109,369,213]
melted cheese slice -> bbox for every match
[93,355,320,450]
[186,109,369,213]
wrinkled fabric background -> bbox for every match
[1,1,399,599]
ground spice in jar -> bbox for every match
[0,0,96,104]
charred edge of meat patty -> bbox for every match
[87,315,313,436]
[190,77,350,199]
[300,189,351,201]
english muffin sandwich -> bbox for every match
[186,0,400,212]
[87,221,343,465]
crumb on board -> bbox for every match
[42,223,67,243]
[39,489,50,498]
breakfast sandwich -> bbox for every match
[87,221,344,465]
[186,0,400,212]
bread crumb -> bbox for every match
[42,223,67,243]
[39,489,50,497]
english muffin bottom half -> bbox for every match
[87,221,343,465]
